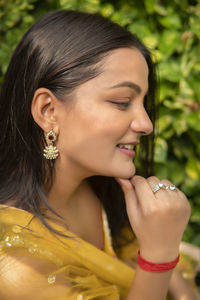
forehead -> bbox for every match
[71,48,149,102]
[97,47,149,90]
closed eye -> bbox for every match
[109,101,131,108]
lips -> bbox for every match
[117,141,139,149]
[116,141,139,158]
[117,144,137,158]
[117,144,135,150]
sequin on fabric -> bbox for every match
[12,225,22,233]
[48,274,56,284]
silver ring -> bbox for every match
[166,184,176,191]
[152,182,177,193]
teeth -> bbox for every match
[118,144,134,150]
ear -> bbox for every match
[31,88,59,134]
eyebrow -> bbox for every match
[108,81,142,94]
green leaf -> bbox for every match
[189,15,200,38]
[186,111,200,131]
[128,22,151,39]
[183,225,195,243]
[23,15,34,25]
[155,163,168,179]
[159,83,177,101]
[161,127,174,139]
[154,137,168,163]
[154,4,167,16]
[167,160,185,185]
[190,209,200,223]
[101,3,114,17]
[192,235,200,247]
[143,34,159,49]
[163,99,185,110]
[159,30,180,57]
[189,78,200,101]
[4,11,21,28]
[158,114,173,133]
[111,11,131,27]
[158,13,181,29]
[173,118,188,136]
[159,60,181,82]
[144,0,156,14]
[186,157,200,180]
[151,49,163,62]
[179,79,194,99]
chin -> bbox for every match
[119,162,136,178]
[118,171,135,179]
[108,165,136,179]
[89,160,136,178]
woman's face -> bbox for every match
[56,48,153,179]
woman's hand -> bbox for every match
[116,176,191,262]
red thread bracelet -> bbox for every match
[137,250,180,272]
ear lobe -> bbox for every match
[31,88,58,133]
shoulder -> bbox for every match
[0,205,35,229]
[0,205,84,274]
[0,206,69,298]
[0,205,71,269]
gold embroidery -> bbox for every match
[12,225,22,233]
[48,274,56,284]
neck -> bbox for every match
[43,156,99,224]
[43,158,104,248]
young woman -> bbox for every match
[0,10,197,299]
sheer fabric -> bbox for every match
[0,205,198,299]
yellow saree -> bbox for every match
[0,204,198,299]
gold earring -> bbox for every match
[43,129,59,160]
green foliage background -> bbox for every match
[0,0,200,245]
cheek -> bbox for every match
[56,105,136,178]
[58,105,124,155]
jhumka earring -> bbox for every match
[43,129,59,160]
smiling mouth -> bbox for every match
[116,144,136,157]
[117,144,135,150]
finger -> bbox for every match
[115,178,138,213]
[147,176,168,197]
[147,176,160,186]
[160,179,189,203]
[131,176,156,210]
[148,177,182,198]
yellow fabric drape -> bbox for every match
[0,205,198,299]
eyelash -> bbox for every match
[109,101,131,109]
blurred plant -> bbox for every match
[0,0,200,245]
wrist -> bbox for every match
[137,250,180,273]
[139,248,180,263]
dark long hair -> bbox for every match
[0,10,157,248]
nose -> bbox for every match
[130,105,153,136]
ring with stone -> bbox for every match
[152,182,167,193]
[152,182,176,193]
[152,182,176,194]
[165,184,177,191]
